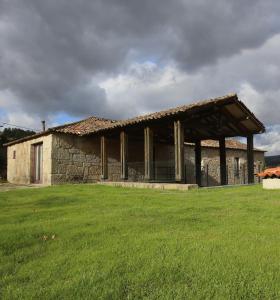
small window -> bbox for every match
[13,150,16,159]
[234,157,240,177]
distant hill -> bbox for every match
[265,155,280,168]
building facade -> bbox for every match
[5,94,266,187]
[7,133,265,186]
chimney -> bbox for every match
[41,120,46,132]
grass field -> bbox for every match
[1,184,280,299]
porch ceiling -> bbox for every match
[181,99,265,140]
[85,93,265,140]
[94,94,265,143]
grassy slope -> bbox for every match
[0,185,280,299]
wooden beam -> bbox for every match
[219,137,227,185]
[220,107,251,135]
[144,127,154,181]
[185,113,241,136]
[195,140,202,187]
[174,120,185,182]
[247,135,254,184]
[100,136,108,180]
[120,131,128,180]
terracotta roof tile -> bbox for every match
[258,167,280,178]
[51,116,116,135]
[4,93,265,146]
[62,93,264,136]
[80,93,241,135]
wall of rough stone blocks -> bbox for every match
[7,134,53,185]
[50,133,265,185]
[51,134,147,184]
[7,132,266,187]
[107,138,145,182]
[107,138,175,182]
[112,139,176,182]
[51,133,101,184]
[184,146,265,186]
[107,138,121,181]
[151,143,265,185]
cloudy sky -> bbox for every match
[0,0,280,155]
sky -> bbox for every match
[0,0,280,155]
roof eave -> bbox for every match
[3,130,53,147]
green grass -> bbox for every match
[1,184,280,299]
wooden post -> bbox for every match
[174,120,185,182]
[219,137,227,185]
[144,127,154,181]
[206,164,209,187]
[100,136,108,180]
[195,140,202,187]
[120,131,128,180]
[247,135,254,184]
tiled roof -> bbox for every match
[60,93,264,136]
[258,167,280,178]
[81,94,239,134]
[186,139,265,152]
[51,116,116,135]
[4,93,265,146]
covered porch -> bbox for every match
[96,94,265,186]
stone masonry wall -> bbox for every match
[108,138,121,181]
[184,145,265,186]
[154,143,265,185]
[51,133,101,184]
[50,133,265,186]
[7,132,265,186]
[127,140,145,182]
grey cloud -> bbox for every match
[98,29,280,154]
[255,125,280,156]
[1,0,280,121]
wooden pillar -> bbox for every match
[100,136,108,180]
[120,131,128,180]
[247,135,254,184]
[219,137,227,185]
[144,127,154,181]
[195,140,202,187]
[174,120,185,182]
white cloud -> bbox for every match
[255,125,280,156]
[1,1,280,155]
[99,35,280,154]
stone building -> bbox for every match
[5,94,265,187]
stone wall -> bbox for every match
[50,133,264,186]
[51,134,146,184]
[7,133,265,186]
[7,132,266,187]
[184,145,265,186]
[107,138,121,181]
[127,139,145,181]
[150,143,265,185]
[7,134,52,185]
[154,143,175,181]
[51,133,101,184]
[107,138,145,182]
